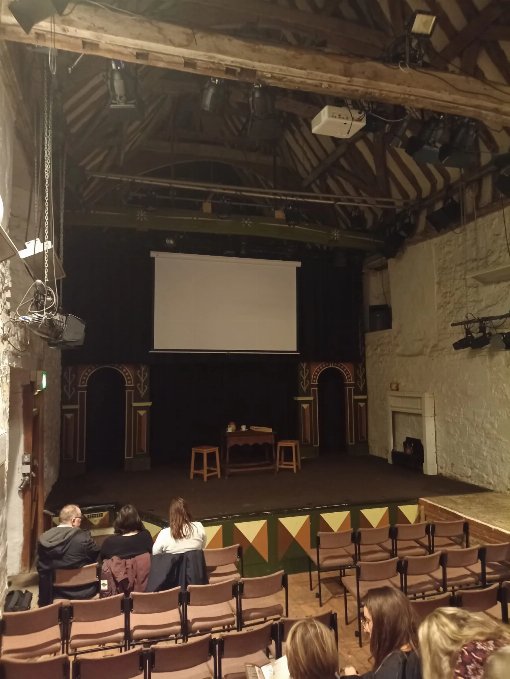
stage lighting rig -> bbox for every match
[451,310,510,351]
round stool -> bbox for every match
[276,440,301,473]
[190,446,221,481]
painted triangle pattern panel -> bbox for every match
[396,504,420,524]
[359,507,389,528]
[278,515,311,560]
[204,524,223,549]
[319,511,351,533]
[233,520,269,562]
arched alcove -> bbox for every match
[318,367,347,453]
[85,367,126,470]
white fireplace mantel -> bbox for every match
[387,391,437,475]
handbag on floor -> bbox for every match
[4,589,33,612]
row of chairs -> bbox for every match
[0,572,288,659]
[341,553,510,646]
[0,613,338,679]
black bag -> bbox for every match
[4,589,33,612]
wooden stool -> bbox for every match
[276,440,301,473]
[190,446,221,481]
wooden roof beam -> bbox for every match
[1,2,510,126]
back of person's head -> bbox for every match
[419,607,510,679]
[59,504,81,524]
[286,618,338,679]
[363,586,418,669]
[113,504,144,535]
[483,645,510,679]
[169,497,193,540]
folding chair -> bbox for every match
[72,647,146,679]
[441,546,481,592]
[0,653,70,679]
[67,593,127,654]
[237,571,288,630]
[217,622,274,679]
[355,526,393,561]
[53,563,100,603]
[341,558,400,647]
[276,611,338,658]
[0,601,63,658]
[308,530,355,606]
[401,552,444,597]
[455,583,506,622]
[129,587,182,645]
[391,523,430,557]
[204,545,244,584]
[429,520,469,550]
[409,592,453,623]
[184,579,237,639]
[478,543,510,585]
[151,634,215,679]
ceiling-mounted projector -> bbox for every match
[311,105,366,139]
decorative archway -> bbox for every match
[61,363,151,475]
[310,362,355,448]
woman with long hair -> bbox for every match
[152,497,207,554]
[342,586,421,678]
[286,618,339,679]
[100,504,153,559]
[419,608,510,679]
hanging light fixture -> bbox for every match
[201,78,226,114]
[8,0,69,34]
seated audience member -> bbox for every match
[342,586,421,678]
[286,618,339,679]
[419,608,510,679]
[99,504,153,596]
[152,497,207,555]
[483,645,510,679]
[37,504,99,606]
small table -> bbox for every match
[224,430,276,476]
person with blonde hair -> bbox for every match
[419,607,510,679]
[286,618,339,679]
[342,586,421,678]
[483,645,510,679]
[152,497,206,554]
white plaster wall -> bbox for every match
[365,207,510,492]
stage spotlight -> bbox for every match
[439,119,478,168]
[249,84,275,118]
[471,324,491,349]
[452,329,473,350]
[427,198,461,232]
[406,117,445,164]
[8,0,68,34]
[495,162,510,198]
[107,61,141,118]
[408,10,437,36]
[388,115,411,148]
[201,77,225,114]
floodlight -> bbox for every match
[408,11,437,36]
[470,324,491,349]
[8,0,68,34]
[452,329,473,350]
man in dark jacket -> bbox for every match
[37,504,100,606]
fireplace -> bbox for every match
[387,391,437,475]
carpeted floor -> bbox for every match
[46,454,485,521]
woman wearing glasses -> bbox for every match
[342,587,421,678]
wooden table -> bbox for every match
[224,430,276,476]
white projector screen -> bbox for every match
[152,252,301,352]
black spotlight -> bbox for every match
[439,119,478,168]
[452,329,473,350]
[250,84,275,118]
[8,0,68,34]
[427,198,461,232]
[471,325,491,349]
[406,117,445,164]
[495,163,510,198]
[499,332,510,349]
[201,78,225,114]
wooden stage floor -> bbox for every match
[47,454,485,521]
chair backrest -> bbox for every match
[356,526,391,546]
[187,579,237,606]
[410,593,453,622]
[392,522,428,541]
[1,602,61,636]
[219,621,273,658]
[54,563,99,588]
[0,654,70,679]
[280,611,337,645]
[431,520,469,547]
[483,543,510,562]
[152,634,212,671]
[204,545,241,568]
[456,583,500,613]
[317,530,353,550]
[73,647,145,679]
[69,593,124,622]
[240,571,285,599]
[131,587,180,614]
[404,552,441,576]
[358,557,399,581]
[441,546,479,568]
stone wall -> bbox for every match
[365,207,510,492]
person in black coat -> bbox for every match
[37,504,99,606]
[341,587,422,679]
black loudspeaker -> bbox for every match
[369,304,392,331]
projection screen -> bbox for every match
[152,252,300,352]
